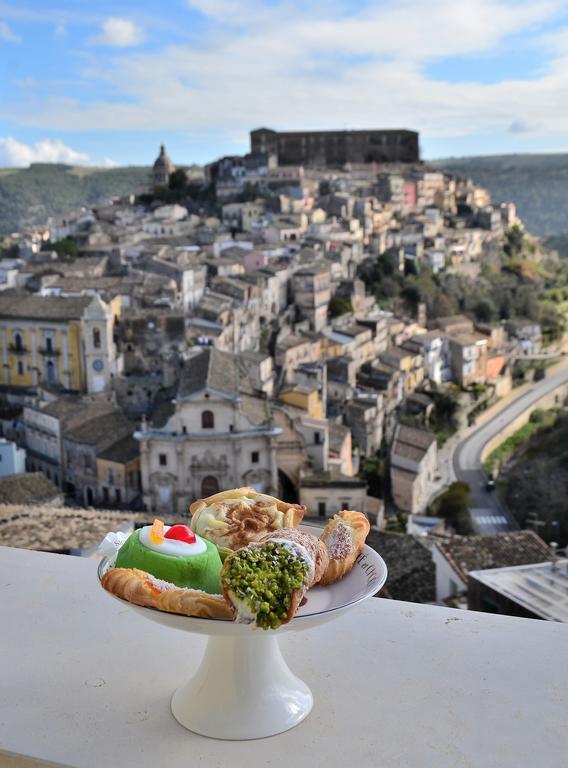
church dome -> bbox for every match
[152,144,175,186]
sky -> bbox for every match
[1,0,568,167]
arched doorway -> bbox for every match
[201,476,219,497]
[278,469,298,504]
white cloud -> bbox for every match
[0,137,90,167]
[101,156,118,168]
[0,20,20,42]
[4,0,568,153]
[93,17,144,47]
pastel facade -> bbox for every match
[0,295,118,394]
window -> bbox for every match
[182,425,187,434]
[159,453,167,467]
[314,432,321,445]
[201,475,219,497]
[93,328,101,349]
[115,489,121,506]
[340,500,351,510]
[17,361,24,376]
[13,332,23,351]
[108,468,115,485]
[201,410,214,429]
[251,451,259,464]
[46,360,57,385]
[46,337,53,353]
[318,502,326,517]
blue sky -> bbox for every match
[1,0,568,166]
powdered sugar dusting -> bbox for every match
[322,521,354,560]
[268,537,315,583]
[145,574,208,595]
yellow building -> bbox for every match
[280,385,323,419]
[96,435,141,508]
[0,294,117,393]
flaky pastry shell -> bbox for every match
[318,510,371,586]
[101,567,232,619]
[189,486,305,551]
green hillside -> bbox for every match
[0,163,151,234]
[430,154,568,239]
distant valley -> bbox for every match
[0,163,151,236]
[431,153,568,251]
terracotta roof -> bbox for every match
[0,473,61,505]
[98,435,140,464]
[395,424,436,451]
[366,530,436,603]
[0,294,92,321]
[0,505,151,553]
[64,411,133,449]
[435,531,550,583]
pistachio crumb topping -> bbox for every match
[223,542,309,630]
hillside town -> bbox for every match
[1,127,566,621]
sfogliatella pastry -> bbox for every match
[101,567,232,619]
[220,528,329,630]
[189,487,305,551]
[318,510,370,586]
[115,519,223,594]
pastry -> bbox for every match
[101,567,232,619]
[220,528,329,630]
[115,520,223,594]
[318,510,370,586]
[189,487,305,551]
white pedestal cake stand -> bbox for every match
[98,527,387,741]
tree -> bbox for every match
[474,298,496,323]
[168,169,188,193]
[41,236,78,259]
[436,482,474,534]
[503,225,524,257]
[328,295,353,318]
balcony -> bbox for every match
[1,544,566,767]
[8,343,27,355]
[38,346,61,357]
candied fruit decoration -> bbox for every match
[149,518,165,545]
[164,524,196,544]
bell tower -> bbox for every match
[81,295,118,393]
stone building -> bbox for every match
[390,424,438,515]
[62,409,133,506]
[291,264,331,332]
[250,127,419,166]
[137,348,282,514]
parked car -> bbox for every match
[486,473,496,491]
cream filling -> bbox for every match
[228,590,257,624]
[139,525,207,557]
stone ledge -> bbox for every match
[1,545,567,768]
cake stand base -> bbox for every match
[171,633,313,740]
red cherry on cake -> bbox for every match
[164,525,197,544]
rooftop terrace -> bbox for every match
[1,545,567,767]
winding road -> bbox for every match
[452,361,568,535]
